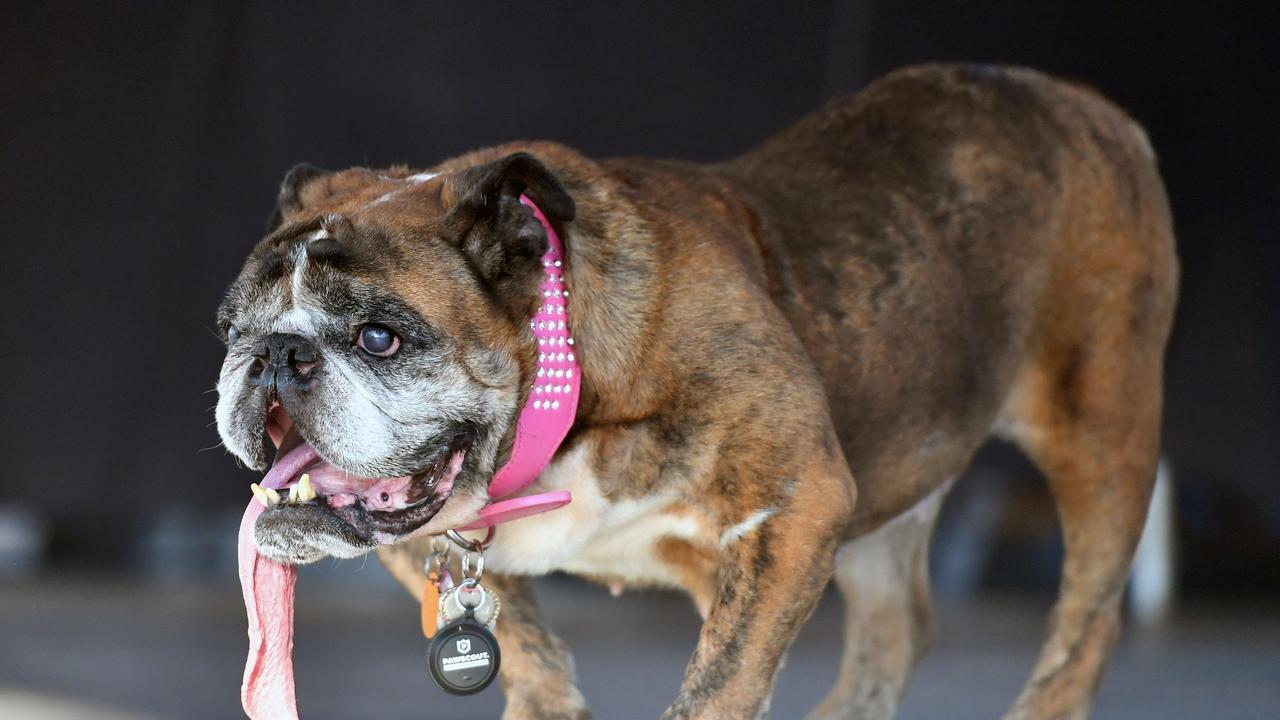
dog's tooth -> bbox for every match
[288,484,299,504]
[264,487,281,506]
[298,473,316,502]
[250,483,272,508]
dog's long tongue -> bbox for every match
[238,500,298,719]
[238,442,314,720]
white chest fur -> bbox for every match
[475,442,715,587]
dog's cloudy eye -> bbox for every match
[227,325,241,343]
[357,324,400,357]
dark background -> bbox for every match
[2,1,1277,587]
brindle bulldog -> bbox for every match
[215,64,1177,719]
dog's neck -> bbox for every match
[550,189,665,428]
[454,196,578,529]
[460,174,698,528]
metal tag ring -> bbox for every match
[424,534,452,574]
[461,548,485,582]
[446,527,495,552]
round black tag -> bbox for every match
[428,619,501,695]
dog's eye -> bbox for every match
[226,325,241,343]
[357,324,400,357]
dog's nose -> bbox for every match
[249,332,320,390]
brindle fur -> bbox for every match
[246,64,1175,719]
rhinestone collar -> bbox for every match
[454,195,576,530]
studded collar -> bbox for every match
[453,195,576,530]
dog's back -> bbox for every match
[721,63,1178,530]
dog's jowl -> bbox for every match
[216,64,1178,720]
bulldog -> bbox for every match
[215,64,1177,720]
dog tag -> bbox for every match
[421,568,453,639]
[438,583,500,630]
[428,610,501,695]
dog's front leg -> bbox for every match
[378,542,590,720]
[486,572,591,720]
[663,461,855,720]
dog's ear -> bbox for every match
[444,153,575,289]
[267,163,327,232]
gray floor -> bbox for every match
[1,568,1277,720]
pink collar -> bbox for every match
[453,195,577,530]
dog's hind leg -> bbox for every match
[379,540,590,720]
[807,483,949,720]
[997,288,1172,719]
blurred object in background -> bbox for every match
[139,507,240,581]
[933,454,1181,626]
[1131,461,1177,625]
[0,504,48,578]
